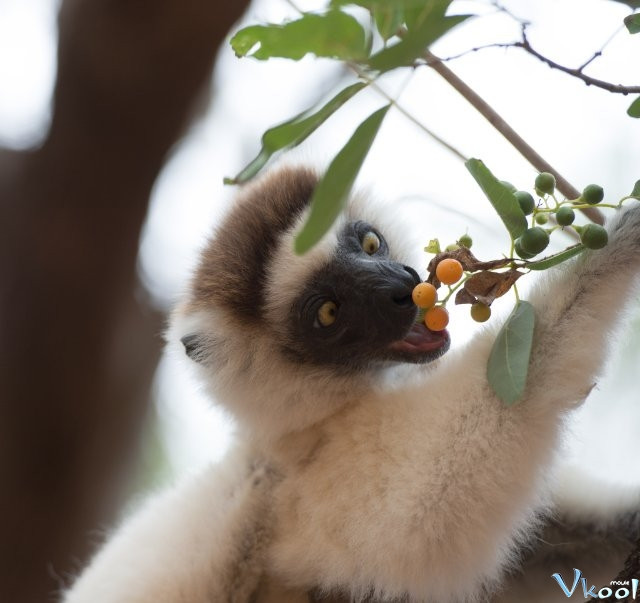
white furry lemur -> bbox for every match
[64,167,640,602]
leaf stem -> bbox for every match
[440,273,472,305]
[570,202,625,210]
[352,66,469,162]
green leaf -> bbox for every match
[487,301,535,406]
[374,5,405,41]
[525,244,586,270]
[403,0,452,29]
[424,238,441,253]
[624,13,640,33]
[225,83,366,184]
[609,0,640,9]
[631,179,640,198]
[230,11,368,61]
[465,158,528,240]
[294,105,390,254]
[627,96,640,118]
[331,0,438,9]
[368,5,470,72]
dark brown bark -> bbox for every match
[0,1,250,601]
[609,535,640,601]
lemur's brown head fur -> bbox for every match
[188,167,318,323]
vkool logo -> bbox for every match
[552,568,639,600]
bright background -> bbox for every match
[3,0,639,495]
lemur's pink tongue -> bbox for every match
[389,322,449,354]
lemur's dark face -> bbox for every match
[283,220,450,372]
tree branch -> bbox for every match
[421,50,604,225]
[0,1,251,602]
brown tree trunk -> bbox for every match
[0,2,250,601]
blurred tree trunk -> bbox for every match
[0,1,250,601]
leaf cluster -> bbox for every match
[228,0,471,250]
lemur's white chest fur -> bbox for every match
[259,340,554,602]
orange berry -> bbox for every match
[435,258,464,285]
[424,306,449,332]
[412,282,437,309]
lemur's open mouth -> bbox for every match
[389,322,450,355]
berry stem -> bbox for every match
[570,202,623,210]
[440,273,472,306]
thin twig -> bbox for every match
[350,65,469,162]
[426,23,637,95]
[422,50,604,225]
[486,0,530,27]
[580,24,623,72]
[283,0,303,14]
[517,27,640,95]
[577,51,602,73]
[574,22,623,72]
[435,42,518,63]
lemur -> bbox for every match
[63,166,640,603]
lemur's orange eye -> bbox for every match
[317,301,338,327]
[362,231,380,255]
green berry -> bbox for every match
[514,191,535,215]
[458,234,473,249]
[520,226,550,255]
[470,302,491,323]
[535,213,549,225]
[514,238,535,260]
[500,180,517,193]
[580,223,608,249]
[582,184,604,205]
[556,206,576,226]
[535,172,556,195]
[445,243,460,252]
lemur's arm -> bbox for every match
[62,444,275,603]
[406,207,640,594]
[268,207,640,602]
[524,207,640,405]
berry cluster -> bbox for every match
[412,240,495,331]
[411,171,631,332]
[513,173,608,259]
[411,258,466,331]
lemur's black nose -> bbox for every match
[391,266,421,308]
[403,265,421,285]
